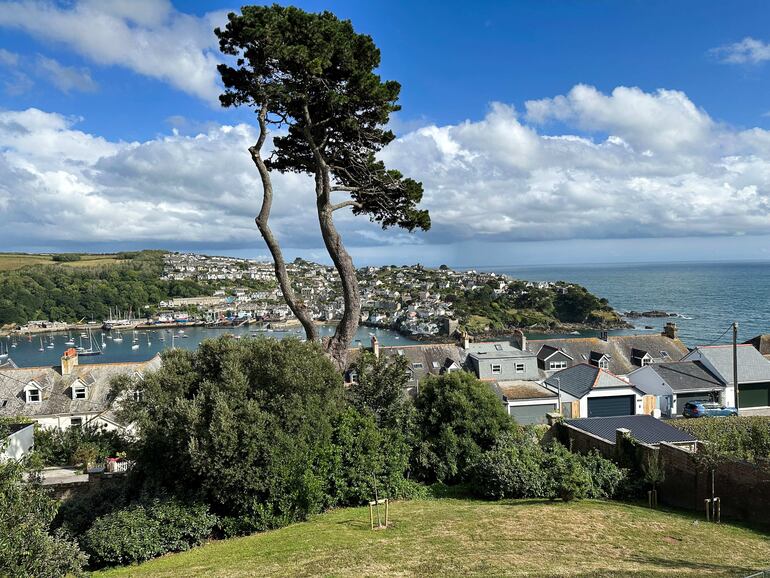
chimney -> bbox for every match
[461,331,470,350]
[61,348,79,376]
[513,329,527,351]
[662,322,678,340]
[371,335,380,358]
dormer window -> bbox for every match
[26,388,40,403]
[598,358,609,370]
[72,386,87,400]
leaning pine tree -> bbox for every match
[216,6,430,369]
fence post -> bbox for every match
[704,498,711,522]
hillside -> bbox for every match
[0,252,125,272]
[95,499,770,577]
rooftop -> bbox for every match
[564,415,698,446]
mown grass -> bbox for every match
[95,499,770,577]
[0,253,121,271]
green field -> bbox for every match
[0,253,122,271]
[95,499,770,577]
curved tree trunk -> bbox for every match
[250,104,318,343]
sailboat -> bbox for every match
[77,329,103,356]
[46,335,54,349]
[65,331,75,346]
[113,331,123,343]
[146,332,151,346]
[0,341,8,359]
[39,337,44,352]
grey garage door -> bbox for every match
[739,383,770,408]
[509,404,556,425]
[587,395,635,418]
[677,391,718,409]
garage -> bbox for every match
[676,391,719,409]
[509,404,557,425]
[587,395,635,418]
[739,382,770,408]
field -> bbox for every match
[0,253,122,271]
[95,499,770,577]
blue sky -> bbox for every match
[2,0,770,266]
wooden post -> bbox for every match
[385,499,389,528]
[704,498,711,522]
[713,497,721,523]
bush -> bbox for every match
[52,254,81,262]
[34,424,129,467]
[472,434,546,499]
[542,444,591,502]
[672,416,770,463]
[0,458,86,577]
[577,450,627,499]
[413,372,516,483]
[82,499,216,568]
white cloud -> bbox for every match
[711,37,770,64]
[3,85,770,252]
[0,0,225,103]
[0,47,18,66]
[36,55,98,93]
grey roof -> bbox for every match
[467,341,536,361]
[348,343,464,383]
[528,334,689,376]
[647,361,724,393]
[684,345,770,384]
[0,355,161,424]
[536,344,573,361]
[544,363,632,399]
[564,415,698,445]
[491,380,557,401]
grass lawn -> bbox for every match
[0,253,122,271]
[95,499,770,577]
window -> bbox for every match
[491,363,502,374]
[515,363,525,373]
[549,361,567,370]
[26,389,40,403]
[70,417,83,429]
[412,363,424,369]
[494,344,503,351]
[73,387,87,400]
[598,358,609,370]
[641,357,650,367]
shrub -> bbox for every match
[52,254,81,262]
[34,424,129,467]
[413,372,516,483]
[0,458,86,577]
[542,444,591,502]
[672,416,770,463]
[578,450,627,499]
[82,499,216,568]
[472,435,547,499]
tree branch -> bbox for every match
[331,200,363,212]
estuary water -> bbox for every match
[486,260,770,346]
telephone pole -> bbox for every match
[733,322,739,412]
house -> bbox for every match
[628,361,725,417]
[744,334,770,362]
[543,363,649,418]
[562,415,698,449]
[1,422,34,461]
[0,349,161,432]
[465,341,539,381]
[526,324,689,377]
[490,380,558,425]
[681,345,770,410]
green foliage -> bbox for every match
[82,499,216,568]
[672,416,770,463]
[34,423,129,467]
[0,458,86,577]
[0,250,206,325]
[473,436,626,502]
[553,286,607,323]
[413,372,516,483]
[216,5,430,232]
[346,350,413,431]
[52,253,82,262]
[118,337,346,532]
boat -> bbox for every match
[146,332,151,346]
[39,337,44,352]
[0,341,8,359]
[131,343,140,350]
[77,329,103,356]
[65,331,75,346]
[113,332,124,343]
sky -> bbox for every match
[2,0,770,267]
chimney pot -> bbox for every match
[371,335,380,358]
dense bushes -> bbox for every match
[413,371,516,483]
[0,458,86,577]
[472,435,626,502]
[82,499,216,567]
[672,416,770,463]
[34,424,128,467]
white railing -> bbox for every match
[105,459,133,473]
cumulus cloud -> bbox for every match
[3,85,770,252]
[711,37,770,64]
[0,0,224,103]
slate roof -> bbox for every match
[536,344,572,361]
[744,334,770,355]
[347,343,464,383]
[527,334,689,376]
[0,355,161,424]
[543,363,632,399]
[646,361,725,393]
[491,380,557,401]
[467,341,536,360]
[684,345,770,384]
[564,415,698,445]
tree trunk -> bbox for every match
[250,105,318,343]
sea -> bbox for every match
[3,260,768,368]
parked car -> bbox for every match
[682,400,738,418]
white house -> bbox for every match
[1,423,35,461]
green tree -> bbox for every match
[413,372,515,483]
[215,6,430,369]
[347,350,412,431]
[0,458,86,577]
